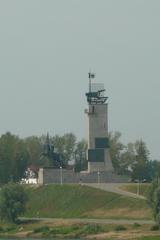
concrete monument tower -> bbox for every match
[85,73,114,173]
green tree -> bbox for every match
[131,140,151,181]
[0,132,28,183]
[74,139,87,172]
[120,143,135,173]
[109,131,124,173]
[63,133,77,164]
[147,180,160,225]
[24,136,43,166]
[0,183,28,223]
[148,160,160,181]
[52,133,76,165]
[109,133,152,180]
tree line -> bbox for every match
[109,132,160,182]
[0,131,159,184]
[0,132,87,183]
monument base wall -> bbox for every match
[38,168,129,185]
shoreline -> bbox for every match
[0,219,160,240]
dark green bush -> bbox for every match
[49,225,80,235]
[132,222,141,228]
[0,183,28,223]
[49,224,105,236]
[33,225,49,233]
[81,224,105,234]
[150,224,160,231]
[114,225,127,231]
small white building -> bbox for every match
[20,178,38,184]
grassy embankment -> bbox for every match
[120,183,151,197]
[0,184,159,239]
[25,184,152,220]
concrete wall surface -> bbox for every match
[38,168,129,184]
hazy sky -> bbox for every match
[0,0,160,159]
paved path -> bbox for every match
[20,217,154,225]
[84,183,145,199]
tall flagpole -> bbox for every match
[89,71,91,93]
[88,71,95,93]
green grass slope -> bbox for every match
[25,184,152,220]
[120,184,151,197]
